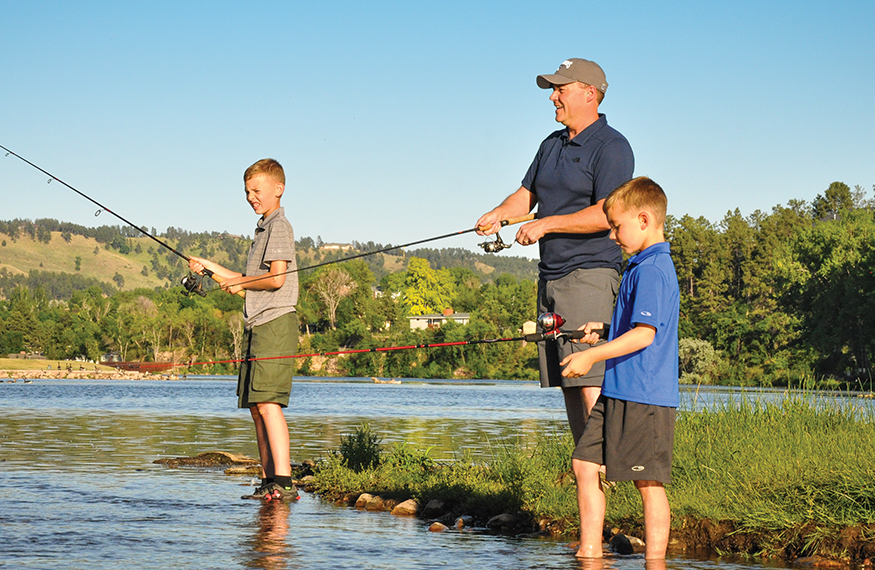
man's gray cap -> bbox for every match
[536,58,608,93]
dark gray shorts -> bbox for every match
[572,395,676,484]
[537,267,619,388]
[238,311,298,408]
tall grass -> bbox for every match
[311,394,875,559]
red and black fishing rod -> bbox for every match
[130,313,609,371]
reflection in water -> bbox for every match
[245,501,297,570]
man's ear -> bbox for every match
[275,182,285,197]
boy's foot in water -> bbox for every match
[261,482,299,502]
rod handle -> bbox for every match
[500,213,536,227]
[205,270,246,298]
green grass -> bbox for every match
[310,395,875,561]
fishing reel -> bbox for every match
[181,272,207,297]
[478,232,513,253]
[536,312,609,342]
[538,312,565,334]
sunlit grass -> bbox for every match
[311,394,875,560]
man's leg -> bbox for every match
[635,480,670,559]
[572,458,605,558]
[563,385,602,444]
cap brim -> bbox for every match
[536,74,575,89]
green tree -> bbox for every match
[401,258,456,316]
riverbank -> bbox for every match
[305,395,875,564]
[0,357,181,380]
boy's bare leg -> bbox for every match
[563,386,601,444]
[635,480,670,559]
[252,402,291,478]
[572,457,605,558]
[250,406,273,478]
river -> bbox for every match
[2,376,855,569]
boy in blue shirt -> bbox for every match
[560,176,679,559]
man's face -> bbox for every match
[548,82,592,126]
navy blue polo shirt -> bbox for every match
[601,242,680,407]
[521,114,634,281]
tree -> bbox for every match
[310,267,358,329]
[812,181,853,221]
[401,257,456,316]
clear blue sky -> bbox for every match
[2,1,873,254]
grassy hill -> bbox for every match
[0,220,539,300]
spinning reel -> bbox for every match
[478,232,513,253]
[180,273,207,297]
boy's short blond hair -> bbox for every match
[244,158,285,185]
[604,176,667,226]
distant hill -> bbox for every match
[0,218,539,300]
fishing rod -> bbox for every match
[0,144,243,297]
[3,143,536,296]
[129,313,609,371]
[200,212,536,292]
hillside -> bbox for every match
[0,219,539,300]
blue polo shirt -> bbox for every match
[601,242,680,407]
[521,114,634,281]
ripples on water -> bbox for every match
[0,377,845,569]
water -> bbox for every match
[2,376,852,569]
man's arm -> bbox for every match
[514,199,610,246]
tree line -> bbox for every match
[1,181,873,386]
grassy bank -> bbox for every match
[308,394,875,562]
[0,357,115,371]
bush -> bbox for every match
[679,337,718,384]
[338,423,382,472]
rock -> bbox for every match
[609,533,633,555]
[486,513,518,529]
[355,493,373,509]
[391,499,419,516]
[154,451,258,468]
[429,522,448,532]
[455,515,474,529]
[364,495,385,511]
[422,499,445,518]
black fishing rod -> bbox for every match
[2,143,536,296]
[0,144,243,296]
[196,213,536,293]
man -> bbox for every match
[476,58,634,443]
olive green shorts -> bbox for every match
[238,312,298,408]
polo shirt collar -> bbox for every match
[257,207,285,230]
[562,114,608,146]
[628,241,671,267]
